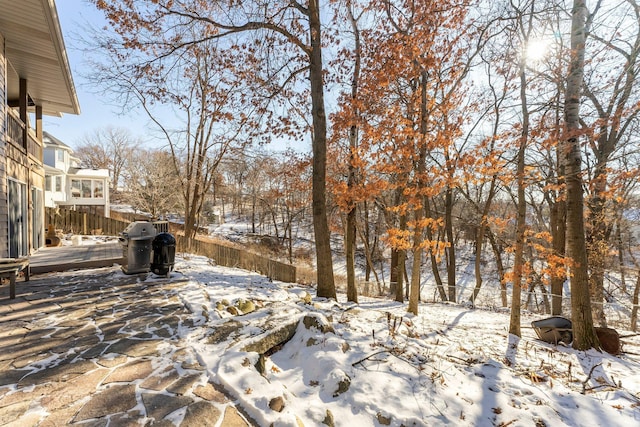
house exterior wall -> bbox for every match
[65,175,109,206]
[54,148,66,170]
[43,143,111,218]
[0,32,8,258]
[46,174,67,206]
[43,148,55,166]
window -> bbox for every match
[45,176,51,192]
[82,180,92,198]
[57,149,64,162]
[94,181,104,198]
[71,178,106,199]
[71,179,81,197]
[55,176,62,192]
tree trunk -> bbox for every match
[564,0,599,350]
[308,2,336,300]
[631,272,639,332]
[390,248,399,295]
[470,224,486,306]
[357,227,381,295]
[396,246,406,303]
[345,211,357,302]
[389,187,406,303]
[288,214,293,264]
[587,171,610,327]
[344,2,361,304]
[509,62,529,338]
[615,214,626,294]
[469,177,498,305]
[445,186,456,302]
[408,224,424,315]
[408,70,430,315]
[425,197,448,301]
[251,193,256,234]
[550,150,567,315]
[408,186,425,313]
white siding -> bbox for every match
[0,32,8,257]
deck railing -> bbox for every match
[6,109,24,149]
[6,109,42,159]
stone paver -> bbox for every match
[103,359,154,384]
[140,365,181,390]
[0,268,254,426]
[167,373,202,395]
[18,359,98,387]
[40,368,110,411]
[142,392,194,420]
[74,384,138,421]
[181,401,222,426]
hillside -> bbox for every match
[173,253,640,426]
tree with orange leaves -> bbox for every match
[330,0,485,314]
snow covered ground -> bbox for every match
[167,254,640,427]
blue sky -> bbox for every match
[43,0,152,149]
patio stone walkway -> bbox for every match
[0,267,254,426]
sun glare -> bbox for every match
[523,39,551,62]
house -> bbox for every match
[43,132,110,217]
[1,0,80,257]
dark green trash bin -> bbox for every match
[151,232,176,276]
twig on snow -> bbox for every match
[581,363,602,394]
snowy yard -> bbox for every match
[169,254,640,426]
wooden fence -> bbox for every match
[45,207,129,236]
[174,235,297,284]
[44,207,296,283]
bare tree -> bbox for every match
[564,0,600,350]
[89,32,252,239]
[91,0,337,299]
[122,149,182,218]
[580,0,640,327]
[75,126,136,192]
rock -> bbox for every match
[19,360,98,387]
[334,376,351,397]
[322,409,335,427]
[255,354,266,375]
[302,292,312,305]
[595,327,621,355]
[206,320,243,345]
[241,321,298,354]
[269,396,285,412]
[237,300,255,314]
[227,306,240,316]
[376,412,391,425]
[302,314,334,334]
[324,370,351,398]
